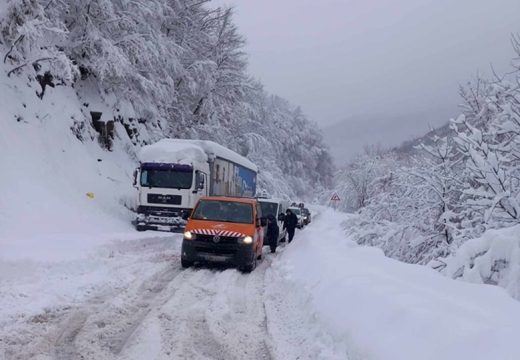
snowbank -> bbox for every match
[268,207,520,360]
[441,225,520,300]
[0,60,139,262]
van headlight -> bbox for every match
[241,236,253,244]
[184,231,195,240]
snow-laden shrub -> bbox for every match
[342,215,452,265]
[439,225,520,299]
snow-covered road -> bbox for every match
[2,208,520,360]
[1,235,276,360]
[0,232,330,360]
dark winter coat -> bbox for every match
[283,212,298,231]
[266,216,279,245]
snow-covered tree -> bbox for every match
[0,0,334,200]
[452,74,520,235]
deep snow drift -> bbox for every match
[441,225,520,300]
[267,207,520,360]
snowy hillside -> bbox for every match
[0,59,140,260]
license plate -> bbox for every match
[156,225,171,231]
[201,254,230,262]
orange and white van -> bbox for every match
[181,196,266,272]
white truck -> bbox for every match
[133,139,258,231]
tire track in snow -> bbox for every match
[0,236,182,360]
[3,237,281,360]
[125,258,275,360]
[53,263,183,359]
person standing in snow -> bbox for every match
[283,209,298,243]
[266,214,279,253]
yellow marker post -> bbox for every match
[86,192,95,199]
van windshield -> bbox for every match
[192,200,253,224]
[259,202,278,218]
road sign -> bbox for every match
[330,193,340,201]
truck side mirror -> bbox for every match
[195,171,205,190]
[133,168,139,187]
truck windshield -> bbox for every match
[192,200,253,224]
[140,169,193,189]
[260,202,278,217]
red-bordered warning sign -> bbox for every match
[330,193,341,201]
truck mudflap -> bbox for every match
[136,205,191,232]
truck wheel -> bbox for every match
[181,257,194,268]
[136,225,147,232]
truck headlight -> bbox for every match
[241,236,253,244]
[184,231,195,240]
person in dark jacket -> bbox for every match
[266,214,279,253]
[283,209,298,243]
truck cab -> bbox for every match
[133,139,258,232]
[134,161,209,231]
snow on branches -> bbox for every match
[0,0,333,200]
[333,37,520,289]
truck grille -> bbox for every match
[147,194,182,205]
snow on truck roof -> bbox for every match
[138,139,258,172]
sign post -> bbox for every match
[330,192,341,211]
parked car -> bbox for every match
[181,196,266,272]
[258,198,289,245]
[302,207,311,225]
[288,206,305,229]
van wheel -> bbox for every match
[181,257,194,268]
[241,255,257,273]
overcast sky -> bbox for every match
[212,0,520,129]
